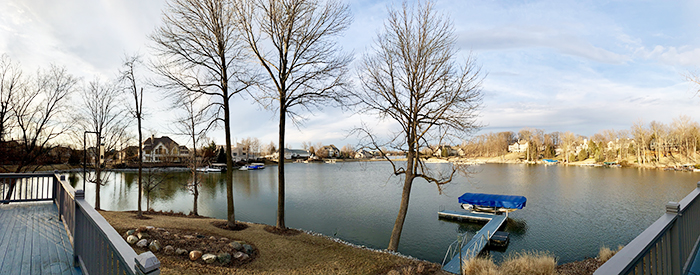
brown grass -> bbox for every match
[100,210,447,275]
[462,251,556,275]
[597,245,624,263]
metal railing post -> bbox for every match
[73,189,84,267]
[667,201,681,275]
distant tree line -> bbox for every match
[461,115,700,165]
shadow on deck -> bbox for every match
[0,202,81,275]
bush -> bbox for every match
[462,257,499,275]
[499,251,556,275]
[598,245,624,263]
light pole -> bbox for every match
[83,131,99,190]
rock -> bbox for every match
[126,229,136,236]
[136,239,148,248]
[220,237,229,242]
[126,235,139,245]
[137,232,150,239]
[228,241,243,251]
[202,253,217,264]
[175,248,188,256]
[233,251,249,261]
[163,245,174,255]
[149,240,161,252]
[242,244,254,254]
[162,231,170,236]
[183,235,194,240]
[189,250,203,261]
[137,226,147,232]
[209,236,217,240]
[217,253,231,264]
[145,226,155,230]
[387,270,400,275]
[196,234,206,239]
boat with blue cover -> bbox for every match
[458,192,527,214]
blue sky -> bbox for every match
[1,0,700,148]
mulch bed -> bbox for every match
[556,258,603,275]
[127,210,211,218]
[211,220,249,231]
[263,225,302,236]
[124,227,257,267]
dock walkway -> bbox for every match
[440,210,508,274]
[0,202,81,275]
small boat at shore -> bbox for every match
[458,192,527,215]
[196,166,223,173]
[239,163,265,170]
[543,159,558,165]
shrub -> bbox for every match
[462,256,499,275]
[499,251,556,275]
[598,245,624,263]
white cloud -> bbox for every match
[636,45,700,67]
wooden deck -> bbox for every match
[0,202,81,275]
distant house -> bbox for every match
[508,140,529,153]
[142,135,190,163]
[274,149,310,160]
[355,149,375,159]
[433,145,459,157]
[319,145,340,158]
[117,146,140,164]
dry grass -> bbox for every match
[101,210,447,275]
[462,257,499,275]
[462,251,556,275]
[597,245,624,263]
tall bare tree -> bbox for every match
[151,0,254,227]
[235,0,352,229]
[119,54,147,217]
[350,1,483,251]
[0,54,23,143]
[172,92,213,216]
[79,78,126,210]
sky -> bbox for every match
[2,0,700,149]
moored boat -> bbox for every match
[458,192,527,214]
[240,163,265,170]
[196,166,223,173]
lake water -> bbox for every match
[69,162,700,264]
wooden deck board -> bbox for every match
[0,202,80,275]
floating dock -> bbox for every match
[439,210,508,274]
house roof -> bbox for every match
[143,136,180,151]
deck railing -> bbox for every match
[594,181,700,275]
[0,172,160,275]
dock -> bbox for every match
[439,210,508,274]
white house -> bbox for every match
[508,140,529,153]
[142,136,189,162]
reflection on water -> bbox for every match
[69,163,700,264]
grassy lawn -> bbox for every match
[101,211,447,275]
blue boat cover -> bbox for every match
[458,193,527,209]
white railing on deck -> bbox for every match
[594,181,700,275]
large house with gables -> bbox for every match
[142,135,190,163]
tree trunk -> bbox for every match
[388,148,414,251]
[191,120,199,216]
[277,103,286,229]
[224,97,235,226]
[137,115,143,217]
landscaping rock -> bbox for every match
[136,239,148,248]
[209,236,217,240]
[149,240,161,252]
[137,226,147,232]
[243,244,254,254]
[189,250,202,261]
[183,235,194,240]
[217,253,231,265]
[220,237,229,242]
[228,241,243,251]
[126,235,139,245]
[387,270,400,275]
[202,253,217,264]
[175,248,188,256]
[163,245,174,255]
[126,229,136,236]
[137,232,150,239]
[145,226,155,230]
[233,251,249,261]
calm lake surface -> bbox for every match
[69,162,700,264]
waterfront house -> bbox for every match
[508,140,529,153]
[355,149,375,159]
[319,145,340,158]
[142,135,190,163]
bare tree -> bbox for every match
[235,0,352,229]
[119,54,147,217]
[350,1,483,251]
[172,92,213,216]
[0,54,23,143]
[4,64,77,173]
[78,78,126,210]
[151,0,254,227]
